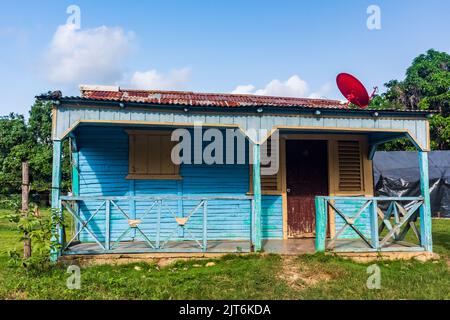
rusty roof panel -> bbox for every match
[79,87,344,109]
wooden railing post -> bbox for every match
[252,143,262,251]
[156,199,162,249]
[370,200,380,250]
[50,140,62,263]
[70,136,79,197]
[203,200,208,252]
[315,197,327,252]
[70,136,80,240]
[105,200,111,251]
[419,151,433,252]
[129,180,137,240]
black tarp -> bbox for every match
[373,151,450,217]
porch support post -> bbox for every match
[70,135,79,197]
[315,197,327,252]
[252,143,262,251]
[50,140,63,263]
[418,151,433,252]
[70,135,80,239]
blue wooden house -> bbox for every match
[42,85,434,261]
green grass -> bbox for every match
[0,209,449,300]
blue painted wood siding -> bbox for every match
[333,199,371,239]
[76,126,283,242]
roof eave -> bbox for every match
[37,95,434,119]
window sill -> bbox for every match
[126,174,182,181]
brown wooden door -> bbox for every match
[286,140,328,238]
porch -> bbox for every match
[57,194,432,257]
[58,194,314,256]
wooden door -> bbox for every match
[286,140,328,238]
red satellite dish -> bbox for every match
[336,73,377,109]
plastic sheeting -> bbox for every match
[373,151,450,218]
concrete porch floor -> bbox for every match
[263,239,315,254]
[63,238,316,256]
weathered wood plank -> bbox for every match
[419,151,433,252]
[252,143,262,251]
[50,140,62,263]
[54,106,429,149]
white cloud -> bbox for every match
[129,67,191,90]
[232,75,331,99]
[308,83,332,99]
[45,24,134,85]
[231,84,256,94]
[254,75,309,97]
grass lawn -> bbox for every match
[0,209,449,300]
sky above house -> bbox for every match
[0,0,448,116]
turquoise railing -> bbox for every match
[59,195,254,255]
[315,196,431,253]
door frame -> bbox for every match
[280,133,374,239]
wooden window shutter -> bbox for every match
[250,138,281,193]
[261,139,280,191]
[127,131,180,180]
[132,135,149,174]
[261,175,279,191]
[337,140,363,192]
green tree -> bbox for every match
[27,100,54,194]
[370,49,450,150]
[0,99,70,205]
[0,113,29,194]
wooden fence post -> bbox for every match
[22,161,31,259]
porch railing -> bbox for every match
[315,196,429,253]
[59,195,254,255]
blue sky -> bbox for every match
[0,0,449,116]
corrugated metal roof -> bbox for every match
[36,86,432,116]
[79,86,345,109]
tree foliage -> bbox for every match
[0,98,69,203]
[370,49,450,150]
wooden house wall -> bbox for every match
[77,126,283,243]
